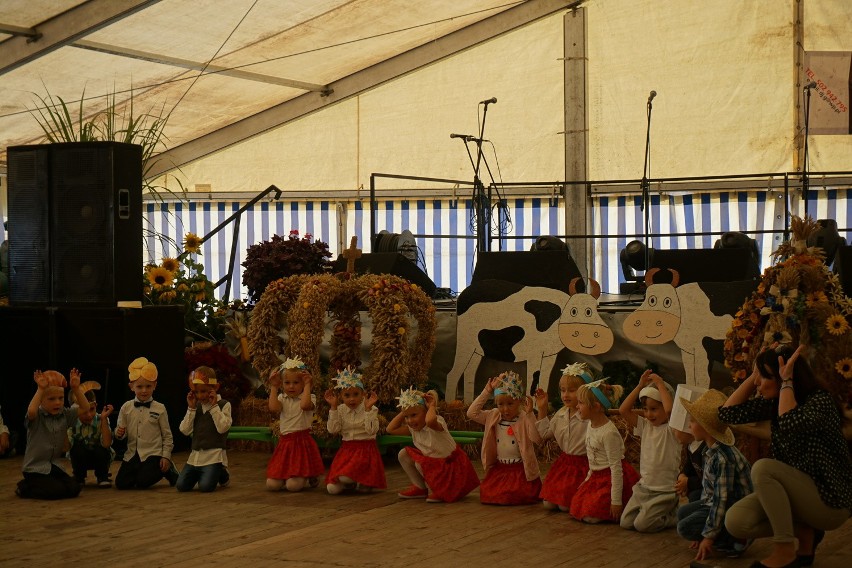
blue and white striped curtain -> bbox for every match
[144,196,565,301]
[143,187,849,301]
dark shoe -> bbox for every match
[165,462,180,487]
[219,467,231,488]
[797,529,825,567]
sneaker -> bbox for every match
[165,462,180,487]
[219,467,230,488]
[97,479,112,488]
[397,485,428,499]
[426,494,442,503]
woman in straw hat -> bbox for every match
[676,389,753,561]
[719,345,852,568]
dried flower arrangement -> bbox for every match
[724,215,852,405]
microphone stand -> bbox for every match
[641,94,654,272]
[473,103,492,253]
[802,85,812,215]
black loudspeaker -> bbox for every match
[472,250,582,291]
[334,252,437,298]
[835,245,852,297]
[7,142,143,305]
[648,248,758,285]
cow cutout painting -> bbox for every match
[622,268,732,388]
[447,277,610,402]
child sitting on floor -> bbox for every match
[618,370,682,533]
[323,367,386,495]
[265,357,324,492]
[176,366,233,492]
[67,381,114,487]
[676,389,753,561]
[386,387,479,503]
[535,362,590,511]
[16,369,90,499]
[570,379,640,523]
[467,371,544,505]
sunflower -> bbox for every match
[184,232,202,253]
[825,314,850,336]
[146,266,175,287]
[836,358,852,380]
[161,257,179,272]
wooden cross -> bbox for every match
[342,236,362,273]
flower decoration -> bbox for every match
[333,366,365,390]
[493,371,525,400]
[836,358,852,380]
[826,314,850,336]
[396,386,425,409]
[278,357,307,372]
[143,233,226,342]
[561,362,590,379]
[723,215,852,404]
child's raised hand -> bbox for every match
[523,395,534,413]
[365,391,378,410]
[534,388,548,407]
[302,373,313,392]
[33,370,49,389]
[268,370,282,388]
[100,404,114,420]
[187,391,197,409]
[69,368,82,388]
[423,392,436,408]
[207,390,218,406]
[323,388,338,407]
[638,369,654,387]
[487,376,501,391]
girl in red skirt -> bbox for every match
[467,371,544,505]
[265,358,324,492]
[534,362,591,511]
[569,379,640,523]
[386,387,480,503]
[322,367,386,494]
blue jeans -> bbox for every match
[677,500,736,549]
[176,462,224,493]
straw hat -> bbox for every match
[679,389,735,446]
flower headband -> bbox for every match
[493,371,525,400]
[332,366,364,390]
[396,386,426,409]
[561,362,593,383]
[581,377,614,409]
[278,357,307,373]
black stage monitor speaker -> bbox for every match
[648,248,758,285]
[472,250,582,291]
[334,252,437,298]
[834,245,852,297]
[7,142,143,305]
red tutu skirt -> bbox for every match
[569,460,640,521]
[479,461,542,505]
[266,429,325,480]
[405,445,480,503]
[539,453,589,508]
[325,439,387,489]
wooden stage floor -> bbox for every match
[3,448,850,568]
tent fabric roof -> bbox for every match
[0,0,572,170]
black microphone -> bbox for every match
[479,97,497,105]
[450,133,474,140]
[648,90,657,103]
[804,81,817,89]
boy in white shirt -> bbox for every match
[618,369,682,532]
[114,357,178,489]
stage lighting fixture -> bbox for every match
[619,239,648,280]
[806,219,846,266]
[714,231,761,277]
[530,235,570,253]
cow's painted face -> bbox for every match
[558,296,614,355]
[622,285,681,344]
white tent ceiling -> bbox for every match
[0,0,576,173]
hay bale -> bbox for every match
[229,394,276,452]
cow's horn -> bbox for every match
[645,267,661,285]
[569,277,581,295]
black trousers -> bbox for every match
[17,464,82,500]
[70,442,112,481]
[115,453,165,489]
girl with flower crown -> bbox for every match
[322,367,386,494]
[569,380,640,523]
[467,371,544,505]
[265,357,324,492]
[533,362,591,511]
[386,387,480,503]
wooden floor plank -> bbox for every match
[2,449,850,568]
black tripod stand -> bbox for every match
[802,81,816,215]
[641,90,657,271]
